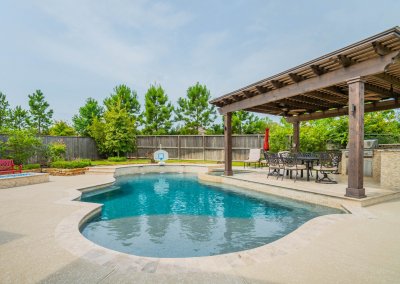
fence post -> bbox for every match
[202,135,206,160]
[177,135,181,160]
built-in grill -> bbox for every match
[344,139,379,177]
[345,139,378,157]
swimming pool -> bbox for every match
[80,173,343,258]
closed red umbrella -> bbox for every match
[263,128,270,151]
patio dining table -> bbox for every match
[296,154,320,181]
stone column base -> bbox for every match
[345,187,366,198]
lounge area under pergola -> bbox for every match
[210,27,400,199]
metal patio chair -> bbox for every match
[280,153,307,182]
[313,152,338,184]
[265,152,284,179]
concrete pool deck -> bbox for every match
[0,168,400,283]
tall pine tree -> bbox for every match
[0,92,10,131]
[175,83,216,134]
[72,98,104,136]
[142,84,174,134]
[28,90,53,134]
[104,85,140,118]
[9,106,31,130]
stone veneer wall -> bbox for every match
[380,150,400,190]
[0,173,49,189]
[341,149,381,182]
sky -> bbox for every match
[1,0,399,122]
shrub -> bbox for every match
[50,159,92,169]
[5,129,42,164]
[49,141,67,161]
[107,156,127,162]
[23,164,40,170]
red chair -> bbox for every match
[0,160,22,175]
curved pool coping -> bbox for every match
[55,164,351,274]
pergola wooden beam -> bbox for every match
[365,83,400,98]
[337,54,355,67]
[218,51,399,115]
[305,91,347,105]
[286,99,400,122]
[372,41,392,56]
[310,64,326,76]
[373,73,400,87]
[271,80,284,89]
[288,73,304,83]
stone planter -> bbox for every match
[22,169,42,173]
[43,168,87,176]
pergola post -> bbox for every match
[293,121,300,153]
[346,77,366,198]
[224,112,233,176]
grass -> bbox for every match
[91,159,245,167]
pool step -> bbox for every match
[85,167,116,175]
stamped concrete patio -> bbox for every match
[0,167,400,283]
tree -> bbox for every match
[49,121,77,136]
[0,92,10,131]
[175,83,216,134]
[9,106,31,130]
[89,101,136,157]
[28,90,53,134]
[104,85,140,118]
[5,129,42,164]
[88,118,107,155]
[103,102,136,157]
[142,84,174,134]
[72,98,104,136]
[231,111,272,134]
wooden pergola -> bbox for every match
[210,27,400,199]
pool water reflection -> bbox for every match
[80,173,342,258]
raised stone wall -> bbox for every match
[380,150,400,190]
[0,173,49,189]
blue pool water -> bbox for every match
[80,173,342,258]
[0,173,33,179]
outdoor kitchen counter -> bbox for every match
[379,149,400,191]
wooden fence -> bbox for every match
[134,135,265,161]
[0,135,100,161]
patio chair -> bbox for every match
[280,153,307,182]
[313,152,338,184]
[243,148,261,168]
[330,151,342,174]
[260,150,268,167]
[278,151,290,158]
[265,152,284,179]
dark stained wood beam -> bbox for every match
[305,91,347,105]
[242,90,254,98]
[372,41,391,56]
[286,99,400,122]
[310,64,326,76]
[323,86,348,98]
[271,80,284,89]
[219,51,399,114]
[224,113,233,176]
[246,107,281,115]
[288,73,304,83]
[276,99,322,112]
[301,93,345,107]
[346,77,365,198]
[337,54,354,67]
[373,73,400,87]
[255,86,269,94]
[365,83,400,98]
